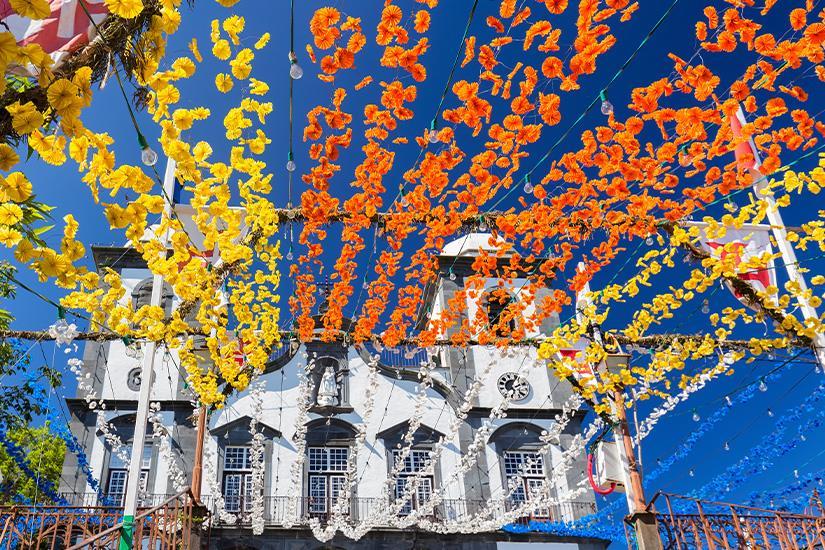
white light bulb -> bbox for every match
[678,151,692,167]
[689,469,695,477]
[286,159,297,172]
[141,146,158,167]
[724,441,730,451]
[759,379,768,392]
[701,299,710,314]
[428,129,439,144]
[286,250,294,261]
[362,279,369,290]
[725,396,733,406]
[523,180,534,194]
[645,236,654,246]
[767,408,774,417]
[692,410,700,422]
[288,51,303,80]
[600,99,614,116]
[449,270,456,281]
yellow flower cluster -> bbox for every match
[539,159,825,415]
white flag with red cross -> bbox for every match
[1,0,109,69]
[696,224,777,309]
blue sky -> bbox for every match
[3,0,825,533]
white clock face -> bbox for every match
[497,372,530,401]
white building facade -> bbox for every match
[60,234,606,549]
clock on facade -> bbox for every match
[497,372,530,401]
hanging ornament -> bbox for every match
[701,299,710,314]
[137,133,158,167]
[692,409,700,422]
[286,245,294,261]
[427,119,439,144]
[523,174,534,195]
[288,51,303,79]
[645,235,654,246]
[767,408,774,417]
[448,268,456,282]
[362,278,369,290]
[598,90,613,116]
[48,307,79,347]
[286,151,296,172]
[724,441,730,451]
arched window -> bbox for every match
[131,278,174,316]
[485,289,517,337]
[101,415,154,506]
[489,423,552,519]
[378,421,444,516]
[304,419,357,520]
[212,417,279,517]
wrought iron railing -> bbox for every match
[0,490,202,549]
[204,495,595,528]
[642,492,825,549]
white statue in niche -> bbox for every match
[316,364,338,407]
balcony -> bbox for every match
[202,495,596,529]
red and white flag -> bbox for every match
[1,0,108,68]
[698,225,777,309]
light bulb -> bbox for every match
[689,469,695,477]
[678,149,692,167]
[759,379,768,392]
[449,269,456,281]
[428,129,439,144]
[141,145,158,167]
[725,396,733,407]
[692,410,700,422]
[400,195,409,208]
[523,176,534,194]
[801,434,807,441]
[286,250,294,261]
[724,441,730,451]
[286,159,296,172]
[478,219,488,231]
[645,236,654,246]
[725,199,739,213]
[288,51,303,79]
[599,91,614,116]
[362,279,369,290]
[767,408,774,417]
[701,299,710,314]
[287,208,296,219]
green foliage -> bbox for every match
[0,424,66,504]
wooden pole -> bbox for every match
[190,405,207,502]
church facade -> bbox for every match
[59,232,607,550]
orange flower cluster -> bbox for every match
[310,7,366,81]
[289,0,825,349]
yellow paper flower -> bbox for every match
[104,0,143,19]
[215,73,234,93]
[1,172,32,203]
[6,101,45,135]
[0,144,19,171]
[9,0,51,19]
[0,226,22,247]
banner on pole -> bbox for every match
[691,222,777,310]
